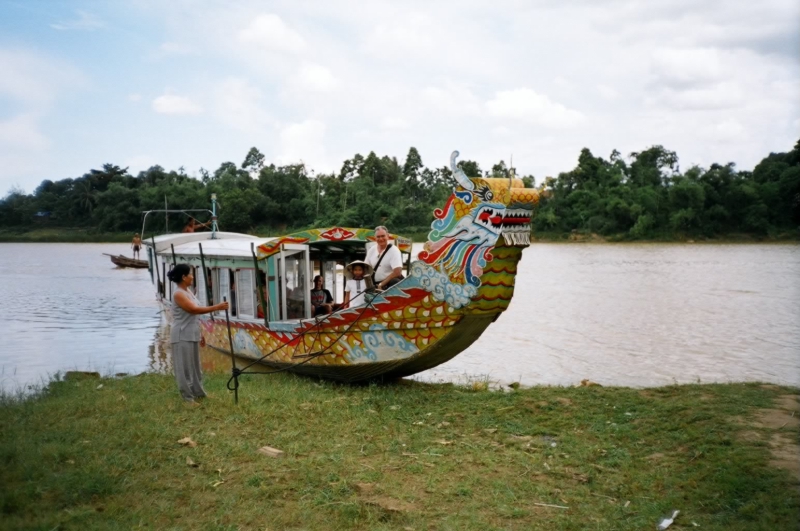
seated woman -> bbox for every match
[311,275,340,316]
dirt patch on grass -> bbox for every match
[738,393,800,481]
[363,496,415,514]
[751,409,800,429]
[774,394,800,413]
[769,434,800,480]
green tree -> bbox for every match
[242,147,266,176]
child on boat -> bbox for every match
[343,260,373,309]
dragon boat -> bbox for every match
[144,151,539,382]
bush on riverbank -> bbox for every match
[1,373,797,530]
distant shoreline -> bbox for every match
[0,227,797,244]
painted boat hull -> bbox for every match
[200,243,524,383]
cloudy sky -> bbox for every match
[1,0,798,194]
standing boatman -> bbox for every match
[131,233,142,259]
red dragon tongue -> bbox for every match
[478,211,492,222]
[502,217,530,225]
[489,215,503,225]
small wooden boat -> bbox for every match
[104,254,149,269]
[144,151,540,382]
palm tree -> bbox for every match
[73,180,95,214]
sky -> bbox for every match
[1,0,798,194]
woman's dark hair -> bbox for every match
[167,264,192,283]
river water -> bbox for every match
[1,242,798,392]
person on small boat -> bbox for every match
[343,261,372,309]
[367,225,404,290]
[311,275,340,316]
[131,233,142,259]
[167,264,229,403]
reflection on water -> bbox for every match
[148,324,171,374]
[1,242,798,392]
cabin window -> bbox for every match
[195,266,207,306]
[217,267,230,315]
[256,271,269,320]
[235,269,256,319]
[322,260,337,304]
[284,254,308,319]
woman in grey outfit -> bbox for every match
[166,264,228,402]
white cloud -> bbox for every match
[597,84,618,100]
[491,126,512,137]
[0,113,49,150]
[0,49,84,104]
[363,12,436,58]
[212,78,272,133]
[651,48,725,87]
[380,117,411,130]
[124,155,158,174]
[50,10,105,31]
[420,83,482,116]
[553,77,576,91]
[650,82,745,111]
[277,120,327,168]
[709,119,746,141]
[0,48,86,191]
[152,94,203,115]
[293,63,340,92]
[486,88,585,128]
[238,14,306,53]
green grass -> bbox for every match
[1,374,798,530]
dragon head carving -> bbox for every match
[419,151,539,287]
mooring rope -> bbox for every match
[224,286,384,397]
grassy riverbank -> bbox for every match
[1,374,798,530]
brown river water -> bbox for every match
[1,242,798,392]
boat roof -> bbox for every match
[256,227,412,258]
[145,231,257,253]
[149,227,413,260]
[168,237,278,258]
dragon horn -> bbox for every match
[450,150,475,191]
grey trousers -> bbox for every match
[171,340,206,401]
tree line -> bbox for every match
[1,142,798,239]
[534,141,799,239]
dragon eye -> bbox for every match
[475,185,493,202]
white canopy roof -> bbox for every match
[162,235,278,258]
[145,231,259,253]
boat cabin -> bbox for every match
[146,228,412,324]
